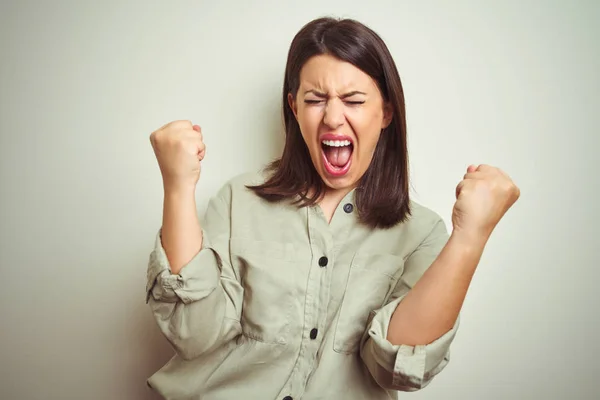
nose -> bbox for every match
[323,98,345,129]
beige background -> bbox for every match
[1,1,598,399]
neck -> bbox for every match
[323,187,352,203]
[317,186,354,224]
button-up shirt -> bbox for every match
[146,171,460,400]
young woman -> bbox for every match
[146,16,520,400]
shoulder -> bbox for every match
[222,170,265,189]
[393,200,449,246]
[404,199,450,245]
[407,200,446,229]
[212,168,271,202]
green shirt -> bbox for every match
[146,171,459,399]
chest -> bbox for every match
[228,201,410,349]
[229,199,409,300]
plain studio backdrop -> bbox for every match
[1,1,598,399]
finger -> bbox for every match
[192,125,203,141]
[185,128,202,142]
[197,142,206,160]
[463,171,486,180]
[455,180,465,198]
[476,164,494,172]
[467,164,478,173]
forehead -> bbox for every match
[299,54,378,93]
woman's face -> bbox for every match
[288,54,392,193]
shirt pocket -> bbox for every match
[230,237,297,345]
[333,252,405,354]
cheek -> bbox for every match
[297,109,321,138]
[296,120,316,151]
[349,115,383,152]
[360,132,382,158]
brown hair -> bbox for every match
[248,17,411,229]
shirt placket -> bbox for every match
[277,192,356,400]
[277,204,333,400]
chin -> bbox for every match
[318,169,359,192]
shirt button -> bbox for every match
[343,203,354,213]
[318,256,328,267]
[310,328,318,339]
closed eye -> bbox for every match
[304,100,365,105]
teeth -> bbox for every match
[322,139,351,147]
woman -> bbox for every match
[146,17,520,399]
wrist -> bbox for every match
[163,187,198,212]
[163,181,197,198]
[450,227,490,250]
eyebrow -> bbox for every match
[304,90,367,99]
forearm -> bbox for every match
[387,231,488,346]
[161,187,203,275]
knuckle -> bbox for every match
[167,120,192,130]
[155,132,167,144]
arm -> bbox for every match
[359,218,460,391]
[387,229,486,346]
[146,185,243,360]
[360,164,519,391]
[160,187,204,275]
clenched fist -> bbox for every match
[452,164,520,240]
[150,120,206,192]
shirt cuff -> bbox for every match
[146,229,220,304]
[364,296,460,390]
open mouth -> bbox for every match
[321,137,354,177]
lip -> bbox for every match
[319,133,354,144]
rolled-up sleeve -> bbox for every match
[360,217,459,391]
[361,299,459,391]
[145,188,243,360]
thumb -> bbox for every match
[467,164,478,173]
[192,124,201,133]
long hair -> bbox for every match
[248,17,411,229]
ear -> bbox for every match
[381,101,393,129]
[287,93,298,120]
